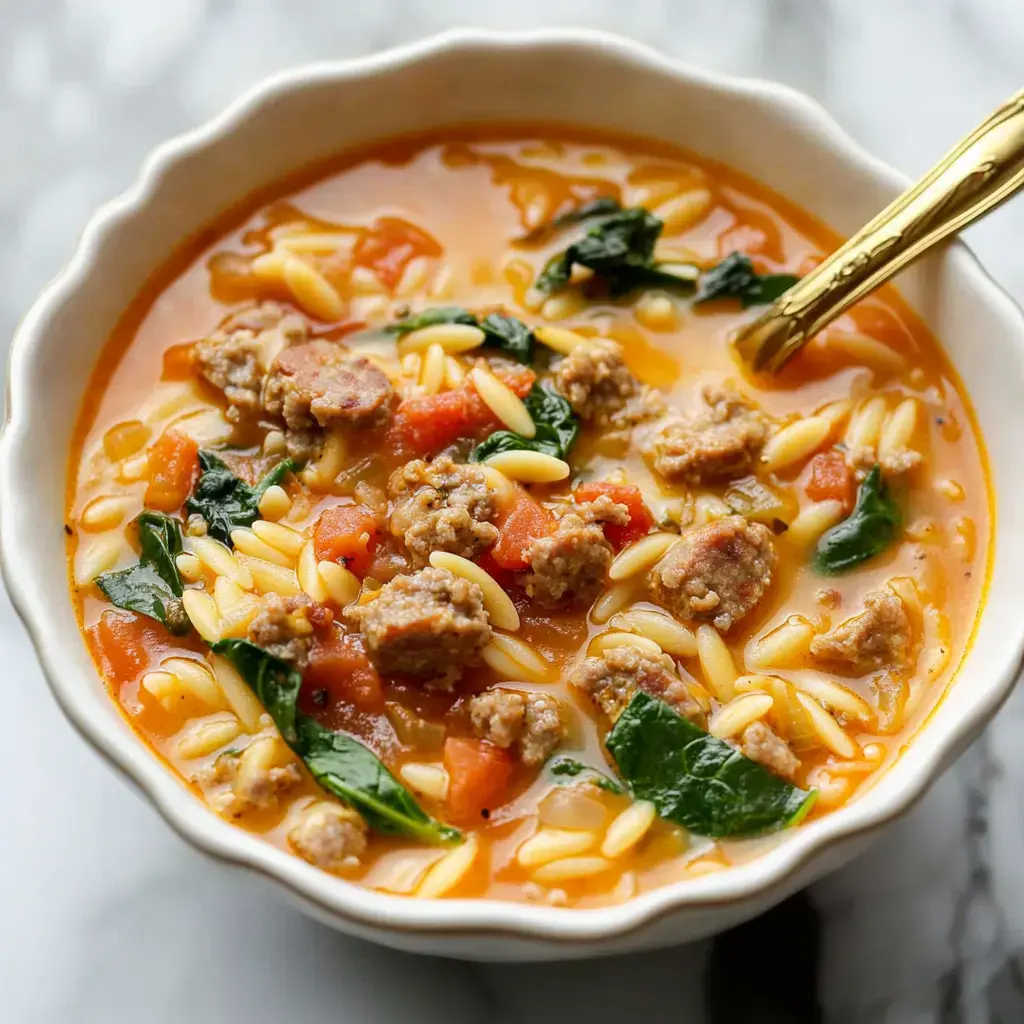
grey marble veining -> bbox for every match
[3,2,1024,1021]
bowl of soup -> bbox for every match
[3,29,1023,959]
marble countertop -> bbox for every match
[4,1,1024,1021]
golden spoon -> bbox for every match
[734,88,1024,373]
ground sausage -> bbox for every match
[649,516,776,632]
[810,589,911,671]
[194,302,309,422]
[246,593,332,671]
[522,503,619,607]
[739,721,800,781]
[552,338,663,427]
[469,688,566,766]
[387,455,499,567]
[204,739,302,817]
[288,801,368,872]
[651,383,768,484]
[570,645,701,723]
[262,339,395,431]
[346,566,491,683]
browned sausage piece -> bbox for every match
[346,566,491,683]
[651,383,768,484]
[552,337,664,428]
[569,646,702,724]
[522,503,623,608]
[194,302,309,422]
[810,589,911,671]
[262,339,395,431]
[246,593,332,671]
[388,456,499,567]
[469,688,566,766]
[649,516,776,632]
[739,721,800,781]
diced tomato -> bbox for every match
[303,629,383,713]
[805,450,855,510]
[474,550,516,590]
[444,737,515,823]
[491,488,556,570]
[352,216,442,292]
[313,503,381,578]
[86,609,166,690]
[144,429,199,512]
[387,366,535,458]
[574,481,654,550]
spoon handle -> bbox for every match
[734,88,1024,372]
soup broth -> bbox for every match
[67,129,989,906]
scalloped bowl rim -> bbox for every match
[3,28,1022,949]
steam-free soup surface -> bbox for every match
[68,130,989,906]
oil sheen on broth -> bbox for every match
[66,130,990,907]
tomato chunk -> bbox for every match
[574,481,655,550]
[444,737,515,823]
[387,366,535,458]
[144,429,199,512]
[303,629,383,713]
[353,216,442,292]
[313,503,381,578]
[805,450,855,511]
[86,609,167,690]
[491,488,556,570]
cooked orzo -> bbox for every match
[67,129,990,906]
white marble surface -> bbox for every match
[3,1,1024,1021]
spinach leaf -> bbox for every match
[695,251,800,308]
[547,756,623,794]
[606,691,817,838]
[96,512,190,634]
[519,196,623,243]
[212,638,459,844]
[814,464,900,574]
[186,452,295,545]
[479,312,534,364]
[385,306,477,336]
[298,717,461,843]
[136,510,185,593]
[538,207,661,297]
[470,383,579,463]
[536,206,701,298]
[212,636,302,744]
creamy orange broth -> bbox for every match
[66,128,990,906]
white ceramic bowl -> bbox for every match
[4,29,1023,961]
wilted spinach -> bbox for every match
[518,195,623,243]
[385,306,478,336]
[384,307,536,364]
[186,451,295,546]
[547,756,623,794]
[96,511,189,634]
[606,691,817,838]
[212,638,460,843]
[470,383,579,462]
[814,464,900,575]
[695,251,800,308]
[536,205,701,297]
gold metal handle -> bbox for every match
[734,88,1024,373]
